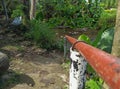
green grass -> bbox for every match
[1,45,25,52]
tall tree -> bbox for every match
[30,0,36,20]
[1,0,8,21]
[22,0,29,19]
[102,1,119,89]
[111,1,120,57]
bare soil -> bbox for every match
[0,26,98,89]
[0,29,69,89]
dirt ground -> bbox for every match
[0,29,69,89]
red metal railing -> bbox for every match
[66,35,120,89]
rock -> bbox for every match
[16,53,24,57]
[0,52,9,75]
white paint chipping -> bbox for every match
[69,48,87,89]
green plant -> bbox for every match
[64,84,69,89]
[100,0,117,9]
[26,19,56,50]
[92,29,104,47]
[98,8,116,29]
[54,38,64,51]
[11,4,24,18]
[78,34,92,44]
[62,60,70,70]
[97,28,114,53]
[78,27,114,88]
[86,78,103,89]
[36,0,103,29]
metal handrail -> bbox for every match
[66,35,120,89]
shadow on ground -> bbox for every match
[0,70,35,89]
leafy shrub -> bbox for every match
[55,38,64,51]
[26,19,56,50]
[11,4,24,18]
[98,8,116,29]
[36,0,103,29]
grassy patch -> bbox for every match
[1,45,25,52]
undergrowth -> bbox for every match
[98,8,116,29]
[25,19,64,51]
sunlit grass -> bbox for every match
[1,45,25,52]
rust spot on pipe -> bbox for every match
[114,68,120,73]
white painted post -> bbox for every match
[69,48,87,89]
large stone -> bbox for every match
[0,52,9,75]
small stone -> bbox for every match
[16,53,23,57]
[28,83,33,87]
[59,74,67,83]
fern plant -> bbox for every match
[26,19,56,50]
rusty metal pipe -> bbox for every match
[66,35,120,89]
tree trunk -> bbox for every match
[20,0,30,27]
[111,1,120,57]
[30,0,36,20]
[1,0,8,21]
[102,1,120,89]
[22,0,29,19]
